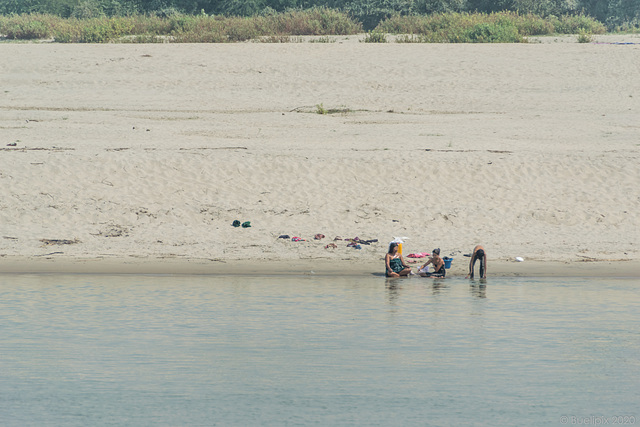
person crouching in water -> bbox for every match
[418,248,446,278]
[466,245,487,279]
[385,242,412,278]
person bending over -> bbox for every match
[466,245,487,279]
[385,242,412,278]
[419,248,446,278]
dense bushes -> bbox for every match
[0,7,363,42]
[0,9,610,42]
[0,13,53,38]
[375,11,606,42]
[0,0,638,31]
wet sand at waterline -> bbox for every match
[1,35,639,275]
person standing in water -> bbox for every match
[385,242,412,277]
[466,245,487,279]
[418,248,446,278]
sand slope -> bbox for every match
[1,38,639,273]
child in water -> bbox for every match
[385,242,412,277]
[418,248,446,278]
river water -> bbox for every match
[0,273,638,426]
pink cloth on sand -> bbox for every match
[407,252,430,258]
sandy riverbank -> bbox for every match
[1,38,639,276]
[1,256,639,278]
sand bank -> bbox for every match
[1,40,639,276]
[1,256,639,278]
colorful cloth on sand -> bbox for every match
[407,252,429,258]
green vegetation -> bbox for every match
[0,0,633,43]
[576,29,594,43]
[0,8,362,42]
[362,31,387,42]
[315,103,328,114]
[315,104,353,114]
[1,0,638,32]
[377,11,605,42]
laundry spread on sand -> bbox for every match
[346,237,378,245]
[407,252,430,258]
[278,233,377,249]
[40,238,80,246]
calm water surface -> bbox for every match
[0,274,638,426]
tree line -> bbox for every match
[1,0,639,30]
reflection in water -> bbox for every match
[386,277,452,301]
[385,280,402,305]
[470,283,487,299]
[430,279,448,295]
[0,274,638,426]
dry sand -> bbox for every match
[1,35,639,276]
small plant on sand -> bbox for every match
[257,35,292,43]
[315,104,328,114]
[362,32,387,43]
[576,30,593,43]
[314,104,352,114]
[308,36,336,43]
[326,106,352,114]
[395,34,427,43]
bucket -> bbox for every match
[443,257,453,269]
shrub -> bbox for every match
[511,12,554,35]
[172,30,228,42]
[52,22,77,42]
[345,0,413,31]
[218,17,257,41]
[1,9,610,44]
[120,34,166,43]
[362,31,388,42]
[71,0,106,19]
[552,14,606,34]
[0,14,54,39]
[464,22,523,42]
[80,23,114,42]
[168,14,198,32]
[259,8,361,36]
[50,16,135,42]
[304,7,362,35]
[128,14,169,35]
[576,30,593,43]
[610,19,640,33]
[374,10,605,42]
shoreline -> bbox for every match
[1,256,638,278]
